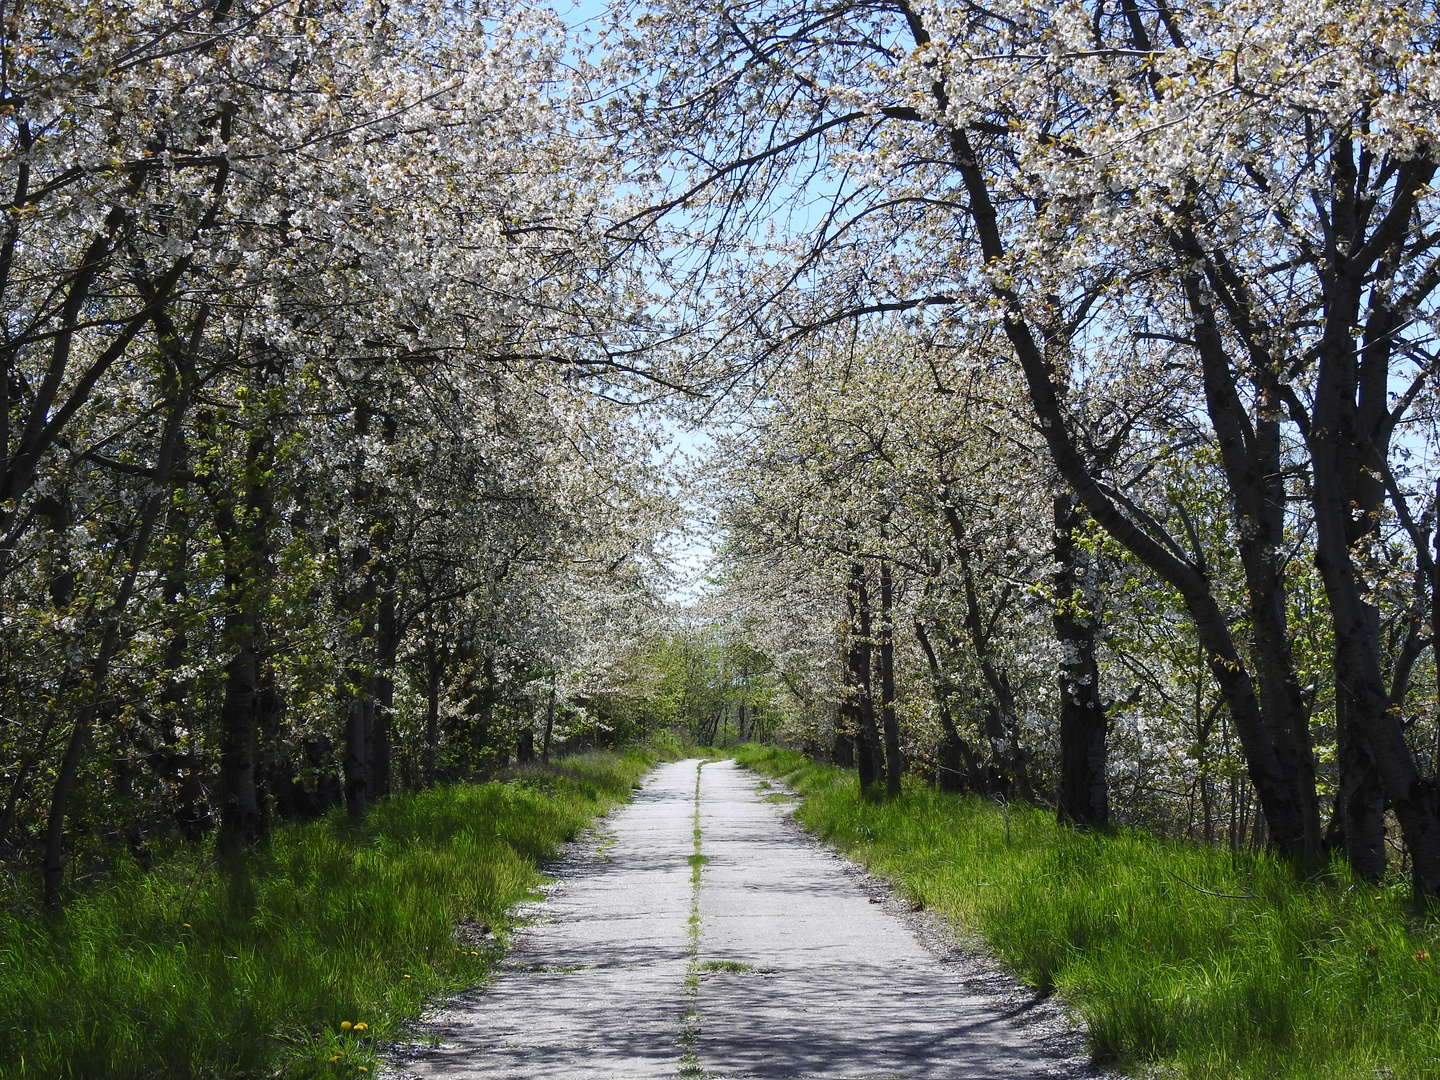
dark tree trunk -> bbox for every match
[370,566,399,799]
[915,619,979,794]
[342,545,376,820]
[878,556,903,796]
[542,676,556,764]
[847,560,884,790]
[423,641,443,786]
[1053,495,1108,826]
[204,417,279,852]
[218,606,264,848]
[344,689,371,819]
[517,727,536,765]
[1303,173,1440,892]
[1172,263,1322,855]
[1331,679,1387,881]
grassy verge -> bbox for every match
[0,749,667,1080]
[732,745,1440,1080]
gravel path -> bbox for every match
[391,758,1115,1079]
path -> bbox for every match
[393,759,1095,1079]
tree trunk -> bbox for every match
[423,643,443,786]
[1331,679,1387,881]
[370,565,399,799]
[344,689,370,819]
[218,606,264,848]
[847,560,884,790]
[1309,309,1440,893]
[1174,263,1322,855]
[542,675,556,763]
[878,556,903,796]
[915,619,979,794]
[202,414,279,852]
[1052,495,1108,826]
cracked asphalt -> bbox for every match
[391,758,1111,1080]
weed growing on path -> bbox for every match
[0,750,660,1079]
[678,759,711,1080]
[733,746,1440,1080]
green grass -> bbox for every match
[695,959,754,973]
[732,745,1440,1080]
[0,749,665,1079]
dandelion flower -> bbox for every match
[181,923,191,929]
[402,974,411,979]
[354,1023,368,1031]
[341,1021,353,1031]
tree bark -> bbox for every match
[370,563,399,800]
[878,556,903,796]
[1331,679,1387,881]
[915,619,980,794]
[1052,494,1109,826]
[210,423,278,851]
[846,560,884,790]
[423,639,443,786]
[542,675,556,764]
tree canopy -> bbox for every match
[6,0,1440,905]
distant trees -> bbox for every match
[592,622,788,746]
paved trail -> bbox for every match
[396,759,1090,1079]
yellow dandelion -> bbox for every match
[341,1021,353,1031]
[328,1055,341,1063]
[402,974,411,979]
[354,1023,368,1031]
[181,923,191,929]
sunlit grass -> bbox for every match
[733,745,1440,1080]
[0,750,662,1079]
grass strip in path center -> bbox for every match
[679,759,715,1080]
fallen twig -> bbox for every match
[1166,869,1258,900]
